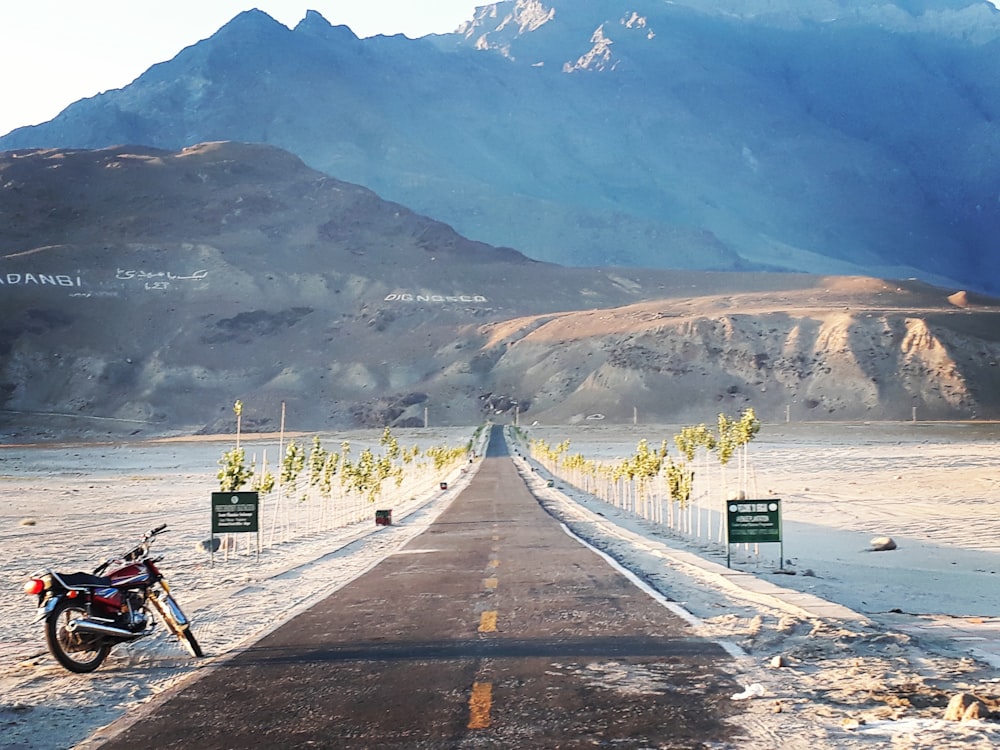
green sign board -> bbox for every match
[211,491,260,534]
[727,499,781,544]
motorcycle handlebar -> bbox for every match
[119,525,169,561]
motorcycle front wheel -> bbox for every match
[150,593,203,658]
[45,599,111,673]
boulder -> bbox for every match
[869,536,897,551]
[198,537,222,553]
[944,692,987,721]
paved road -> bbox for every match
[97,426,741,748]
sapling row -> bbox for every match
[217,414,473,549]
[524,408,761,546]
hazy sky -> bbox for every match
[0,1,485,136]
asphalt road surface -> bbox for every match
[97,426,742,748]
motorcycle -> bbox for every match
[22,523,202,673]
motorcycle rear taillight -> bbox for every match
[23,578,45,596]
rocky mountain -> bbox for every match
[2,1,999,293]
[1,142,998,440]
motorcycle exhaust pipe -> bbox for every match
[66,618,152,640]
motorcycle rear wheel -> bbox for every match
[150,594,203,658]
[45,599,111,673]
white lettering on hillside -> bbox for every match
[116,268,209,292]
[384,293,488,303]
[0,273,81,287]
[70,291,120,299]
[116,269,208,281]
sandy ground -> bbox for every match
[1,422,1000,749]
[521,421,1000,748]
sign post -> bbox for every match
[726,498,782,569]
[211,491,260,565]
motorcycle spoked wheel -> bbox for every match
[149,595,203,658]
[45,599,112,673]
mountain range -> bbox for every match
[1,142,998,440]
[2,0,999,293]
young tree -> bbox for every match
[308,436,329,488]
[281,440,306,490]
[234,399,243,449]
[664,456,695,509]
[734,407,761,493]
[217,447,253,492]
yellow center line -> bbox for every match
[488,558,500,568]
[468,681,493,729]
[479,610,498,632]
[483,577,498,590]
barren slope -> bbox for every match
[477,280,1000,424]
[1,143,997,440]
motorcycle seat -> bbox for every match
[59,572,113,587]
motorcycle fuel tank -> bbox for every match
[108,563,151,587]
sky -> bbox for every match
[0,1,485,137]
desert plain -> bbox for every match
[0,420,999,749]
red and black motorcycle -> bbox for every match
[23,524,202,673]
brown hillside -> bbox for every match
[479,285,1000,425]
[1,143,998,440]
